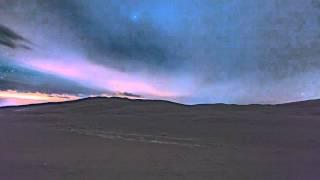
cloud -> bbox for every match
[0,57,101,95]
[23,58,185,98]
[1,0,320,104]
[0,24,31,49]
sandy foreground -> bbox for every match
[1,97,320,180]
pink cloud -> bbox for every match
[22,58,183,98]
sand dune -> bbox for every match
[1,97,320,179]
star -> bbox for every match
[130,14,139,22]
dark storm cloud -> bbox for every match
[0,24,31,50]
[39,0,182,70]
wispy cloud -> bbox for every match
[0,24,31,50]
[23,58,187,99]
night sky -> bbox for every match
[1,0,320,106]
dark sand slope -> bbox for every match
[1,98,320,180]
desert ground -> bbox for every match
[1,97,320,180]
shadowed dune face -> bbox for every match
[1,98,320,179]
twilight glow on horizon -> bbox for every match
[1,0,320,106]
